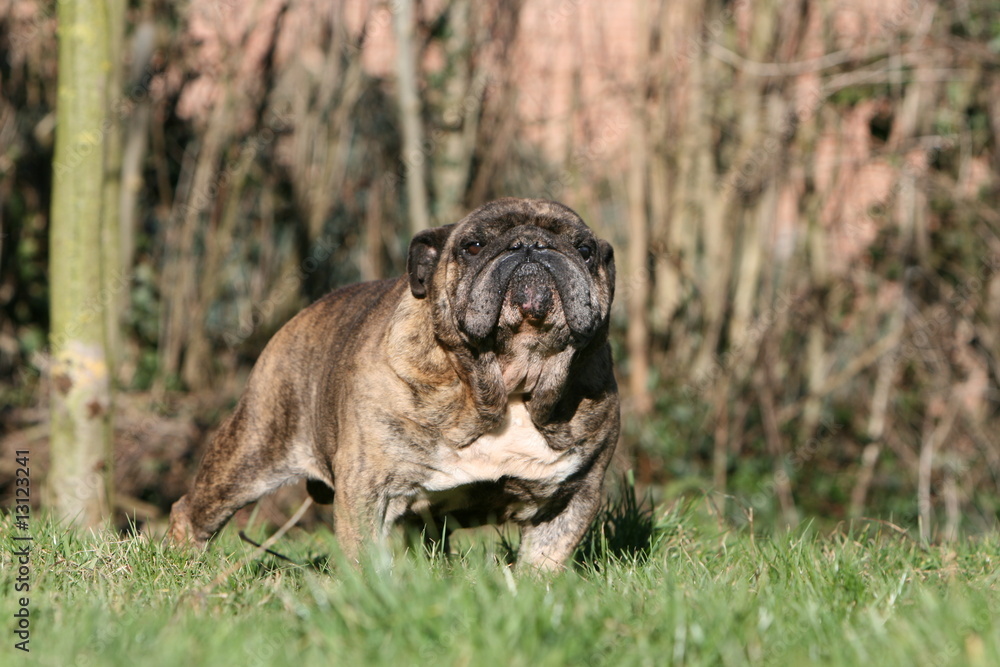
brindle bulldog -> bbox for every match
[168,198,619,570]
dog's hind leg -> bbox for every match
[168,401,312,547]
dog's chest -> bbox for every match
[421,398,581,491]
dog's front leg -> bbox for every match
[517,491,602,572]
[517,451,613,572]
[331,464,398,567]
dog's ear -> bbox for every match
[598,239,616,300]
[407,224,454,298]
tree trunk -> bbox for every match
[49,0,123,527]
[394,0,431,235]
[102,0,125,371]
[626,0,652,416]
[119,20,157,310]
[431,0,482,226]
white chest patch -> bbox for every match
[422,398,581,491]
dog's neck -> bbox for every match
[385,289,454,385]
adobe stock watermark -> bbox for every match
[840,136,956,242]
[921,596,1000,667]
[68,616,130,667]
[719,100,954,200]
[11,450,33,653]
[545,0,586,26]
[222,235,339,349]
[709,0,934,199]
[341,0,409,56]
[45,267,134,356]
[720,84,827,196]
[682,288,808,399]
[673,0,752,66]
[540,114,629,201]
[242,624,298,667]
[8,0,62,50]
[382,73,497,194]
[890,252,1000,365]
[175,108,294,219]
[53,61,162,180]
[747,417,843,511]
[835,0,924,39]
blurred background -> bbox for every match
[1,0,998,538]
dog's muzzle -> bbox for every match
[462,242,598,341]
[510,261,554,324]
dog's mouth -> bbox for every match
[460,244,597,344]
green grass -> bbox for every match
[2,498,998,667]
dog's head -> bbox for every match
[407,199,615,393]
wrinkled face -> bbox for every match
[407,199,616,356]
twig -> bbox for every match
[823,68,973,95]
[849,296,905,517]
[238,531,298,563]
[754,345,798,528]
[777,330,901,424]
[854,517,912,537]
[709,42,876,77]
[208,497,313,586]
[175,497,314,611]
[918,398,960,543]
[708,5,940,80]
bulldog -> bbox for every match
[168,198,619,570]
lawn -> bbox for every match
[2,495,998,666]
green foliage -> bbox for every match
[2,506,998,666]
[575,474,659,567]
[3,0,1000,550]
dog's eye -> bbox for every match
[577,244,593,261]
[464,241,484,256]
